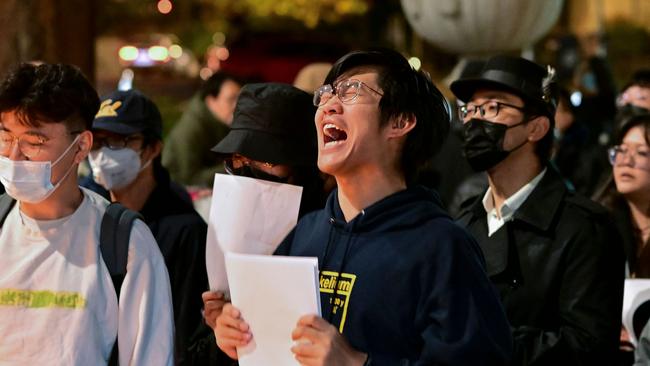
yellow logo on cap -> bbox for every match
[95,99,122,118]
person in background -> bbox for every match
[552,87,609,196]
[87,89,208,365]
[192,82,327,365]
[163,72,241,188]
[215,48,512,365]
[452,55,624,365]
[0,63,173,365]
[618,69,650,112]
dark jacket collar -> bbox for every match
[463,165,568,232]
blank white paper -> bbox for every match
[205,173,303,294]
[226,253,321,366]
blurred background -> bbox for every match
[0,0,648,136]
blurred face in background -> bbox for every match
[612,125,650,202]
[206,79,241,125]
[619,85,650,111]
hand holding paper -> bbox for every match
[225,253,321,366]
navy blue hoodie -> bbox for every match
[275,186,513,365]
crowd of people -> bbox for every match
[0,44,649,366]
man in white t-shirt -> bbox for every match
[0,63,174,365]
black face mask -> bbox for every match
[462,118,527,171]
[229,165,289,184]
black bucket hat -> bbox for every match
[93,89,163,139]
[450,55,558,117]
[211,83,317,166]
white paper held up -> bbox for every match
[226,253,321,366]
[623,279,650,346]
[206,173,303,293]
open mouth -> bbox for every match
[323,123,348,146]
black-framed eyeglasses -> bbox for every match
[313,78,384,107]
[458,100,526,122]
[91,134,143,151]
[0,130,81,158]
[608,144,650,166]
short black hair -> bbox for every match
[324,48,450,184]
[199,72,240,99]
[622,69,650,92]
[0,63,100,132]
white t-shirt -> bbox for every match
[0,188,174,366]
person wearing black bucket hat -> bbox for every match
[210,82,326,214]
[214,49,512,365]
[453,55,624,365]
[194,83,328,365]
[88,89,209,365]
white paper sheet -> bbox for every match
[205,173,303,294]
[623,279,650,346]
[226,253,321,366]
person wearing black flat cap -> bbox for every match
[453,55,624,365]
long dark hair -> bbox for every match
[594,111,650,209]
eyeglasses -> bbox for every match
[458,100,526,122]
[608,144,650,166]
[313,78,383,107]
[0,130,81,158]
[224,155,275,175]
[91,135,143,151]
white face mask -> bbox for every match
[0,135,80,203]
[87,147,151,191]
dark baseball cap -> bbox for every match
[211,83,317,166]
[92,89,163,139]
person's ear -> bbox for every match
[142,139,162,162]
[386,113,417,138]
[73,130,93,163]
[527,116,550,142]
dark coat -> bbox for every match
[457,167,624,365]
[140,165,209,365]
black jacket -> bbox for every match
[275,186,513,365]
[141,166,209,365]
[457,167,624,365]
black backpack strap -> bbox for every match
[99,202,143,366]
[0,193,16,228]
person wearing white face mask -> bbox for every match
[0,63,174,366]
[86,89,209,365]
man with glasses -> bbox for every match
[215,49,512,365]
[87,89,208,365]
[453,55,624,365]
[0,63,173,365]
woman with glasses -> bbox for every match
[596,111,650,278]
[595,111,650,365]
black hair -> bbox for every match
[594,110,650,211]
[324,48,450,184]
[622,69,650,92]
[0,63,99,132]
[199,72,240,99]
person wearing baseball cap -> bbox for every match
[88,89,209,364]
[453,55,624,365]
